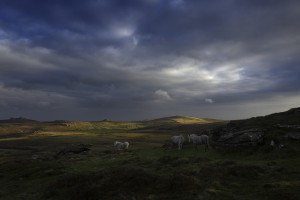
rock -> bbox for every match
[213,128,264,147]
[44,169,54,174]
[276,124,300,129]
[285,133,300,140]
[57,144,92,156]
[32,155,41,160]
[161,140,176,149]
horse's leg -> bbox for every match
[205,139,209,151]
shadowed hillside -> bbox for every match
[228,107,300,129]
[211,107,300,149]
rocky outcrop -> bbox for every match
[213,128,264,147]
[57,144,92,156]
[285,133,300,140]
[276,124,300,129]
[162,140,177,149]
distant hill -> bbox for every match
[135,116,228,132]
[228,107,300,129]
[0,117,39,124]
[146,115,225,125]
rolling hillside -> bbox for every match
[228,107,300,129]
[0,110,298,199]
[145,115,225,124]
[0,115,226,137]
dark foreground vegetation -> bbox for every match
[0,109,299,200]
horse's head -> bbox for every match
[180,134,185,142]
[114,141,119,147]
[187,134,190,142]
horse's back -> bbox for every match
[171,135,184,143]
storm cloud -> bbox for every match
[0,0,299,121]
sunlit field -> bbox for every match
[0,114,299,200]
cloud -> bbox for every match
[132,36,139,46]
[205,98,214,104]
[0,0,299,120]
[0,83,75,110]
[154,89,171,102]
[112,25,135,38]
[170,0,185,7]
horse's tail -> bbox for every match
[128,140,133,150]
[206,135,209,148]
[181,135,185,143]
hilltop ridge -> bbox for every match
[0,117,38,124]
[146,115,226,125]
[0,115,224,125]
[228,107,300,129]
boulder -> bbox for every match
[162,140,177,149]
[32,155,41,160]
[213,128,264,147]
[276,124,300,129]
[57,144,92,156]
[285,133,300,140]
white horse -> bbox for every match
[114,141,130,150]
[171,135,185,150]
[188,134,209,152]
[187,134,197,143]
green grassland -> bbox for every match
[0,114,299,200]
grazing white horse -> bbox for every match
[171,135,185,150]
[114,141,130,150]
[188,134,209,152]
[187,134,197,143]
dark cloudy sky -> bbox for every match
[0,0,299,121]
